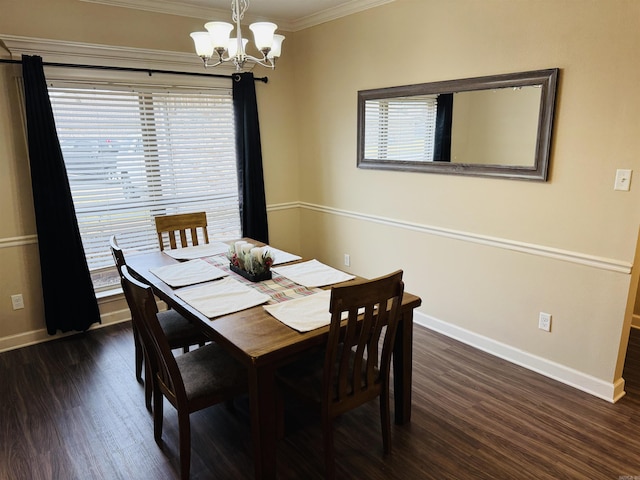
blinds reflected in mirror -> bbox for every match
[364,94,438,162]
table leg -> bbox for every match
[248,364,278,480]
[393,309,414,424]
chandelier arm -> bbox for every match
[203,58,223,68]
[203,50,236,68]
[243,54,275,69]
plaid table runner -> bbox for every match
[204,254,322,304]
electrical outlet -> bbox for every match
[11,294,24,310]
[538,312,552,332]
[344,254,350,267]
[614,169,632,191]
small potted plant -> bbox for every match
[227,242,274,282]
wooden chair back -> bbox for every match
[120,266,187,408]
[111,236,156,395]
[154,212,209,251]
[324,270,404,419]
[109,235,125,275]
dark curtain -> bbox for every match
[433,93,453,162]
[232,72,269,244]
[22,55,101,334]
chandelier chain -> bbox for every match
[232,0,249,23]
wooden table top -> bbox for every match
[125,249,421,367]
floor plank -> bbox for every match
[2,321,640,479]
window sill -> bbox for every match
[96,286,123,302]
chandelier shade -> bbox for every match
[190,1,285,71]
[249,22,277,52]
[204,21,234,50]
[268,35,285,59]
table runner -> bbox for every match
[204,254,322,304]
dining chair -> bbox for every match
[154,212,209,251]
[276,270,404,479]
[110,235,208,410]
[120,265,248,480]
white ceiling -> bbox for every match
[80,0,394,31]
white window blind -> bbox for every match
[364,94,438,162]
[48,83,241,290]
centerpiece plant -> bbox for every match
[227,242,275,281]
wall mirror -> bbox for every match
[357,68,559,181]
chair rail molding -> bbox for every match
[0,234,38,249]
[270,201,631,274]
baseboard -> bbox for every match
[0,307,131,353]
[414,311,625,403]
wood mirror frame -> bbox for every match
[357,68,559,181]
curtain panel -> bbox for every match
[21,55,101,334]
[434,93,453,162]
[232,72,269,244]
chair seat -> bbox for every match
[176,343,248,406]
[277,349,379,404]
[158,309,208,350]
[277,350,325,402]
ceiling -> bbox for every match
[80,0,395,31]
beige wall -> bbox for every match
[1,0,639,401]
[291,0,640,399]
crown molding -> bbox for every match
[0,34,248,75]
[290,0,394,31]
[80,0,239,24]
[77,0,394,32]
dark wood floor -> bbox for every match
[2,322,640,480]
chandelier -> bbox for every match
[190,0,285,71]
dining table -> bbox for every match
[125,239,422,479]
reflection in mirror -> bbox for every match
[452,86,541,166]
[358,69,558,181]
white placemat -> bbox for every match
[263,290,332,332]
[150,259,228,287]
[175,276,271,319]
[163,242,230,260]
[271,259,355,288]
[267,247,302,265]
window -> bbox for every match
[48,82,241,291]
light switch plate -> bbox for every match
[614,169,632,191]
[11,294,24,310]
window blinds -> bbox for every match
[48,84,241,283]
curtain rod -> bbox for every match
[0,58,269,83]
